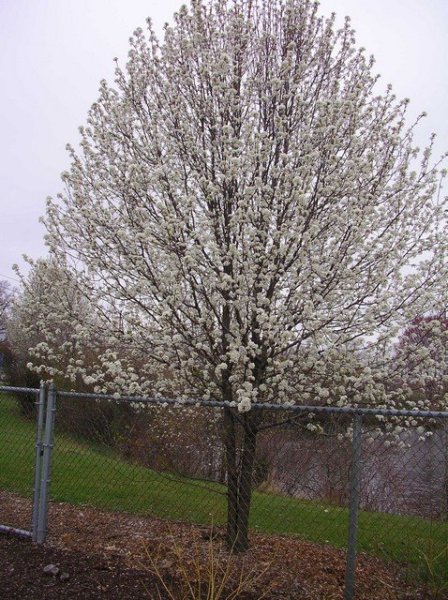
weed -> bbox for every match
[141,525,274,600]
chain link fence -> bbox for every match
[1,384,447,598]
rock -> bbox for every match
[43,564,60,576]
[60,572,70,582]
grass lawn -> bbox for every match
[1,394,447,576]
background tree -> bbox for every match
[28,0,447,550]
[394,314,448,409]
[0,280,13,382]
[6,258,91,387]
[0,280,13,330]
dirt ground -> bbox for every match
[0,490,429,599]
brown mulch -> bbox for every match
[0,535,157,599]
[0,490,426,599]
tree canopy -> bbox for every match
[32,0,446,412]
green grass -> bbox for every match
[1,394,447,576]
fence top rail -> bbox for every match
[2,385,447,419]
[0,386,40,395]
[57,389,448,419]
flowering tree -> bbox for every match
[2,260,89,393]
[29,0,447,550]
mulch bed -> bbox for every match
[0,490,428,599]
[0,535,154,599]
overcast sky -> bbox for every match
[1,0,447,284]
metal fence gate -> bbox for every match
[0,384,56,543]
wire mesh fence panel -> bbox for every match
[45,394,448,579]
[50,396,228,526]
[48,398,356,556]
[247,409,351,549]
[0,388,40,535]
[356,419,448,577]
[250,409,448,597]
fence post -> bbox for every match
[36,382,57,544]
[344,412,363,600]
[32,382,47,542]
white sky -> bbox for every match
[0,0,447,284]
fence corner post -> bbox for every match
[35,382,57,544]
[31,382,47,542]
[344,412,363,600]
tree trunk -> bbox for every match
[223,408,258,553]
[234,412,257,552]
[224,406,239,546]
